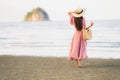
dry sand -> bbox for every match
[0,55,120,80]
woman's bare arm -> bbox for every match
[86,21,94,30]
[68,11,76,15]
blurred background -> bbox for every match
[0,0,120,58]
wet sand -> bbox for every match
[0,55,120,80]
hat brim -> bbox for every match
[71,9,85,17]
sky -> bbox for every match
[0,0,120,22]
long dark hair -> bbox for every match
[74,16,83,31]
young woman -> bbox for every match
[67,8,94,68]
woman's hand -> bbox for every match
[90,21,94,27]
[86,21,94,30]
[68,11,76,15]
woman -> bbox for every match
[67,8,94,68]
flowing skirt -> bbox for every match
[68,30,88,61]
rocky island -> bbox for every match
[24,7,49,21]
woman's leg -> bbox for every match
[76,59,82,68]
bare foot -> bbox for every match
[75,59,82,68]
[75,64,82,68]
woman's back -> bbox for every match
[74,17,83,31]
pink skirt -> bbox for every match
[68,30,88,61]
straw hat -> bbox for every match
[71,8,85,17]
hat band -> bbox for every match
[77,10,83,14]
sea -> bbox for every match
[0,20,120,59]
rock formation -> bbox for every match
[24,7,49,21]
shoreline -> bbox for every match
[0,54,120,59]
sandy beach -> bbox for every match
[0,55,120,80]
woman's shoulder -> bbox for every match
[82,17,86,22]
[82,17,85,20]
